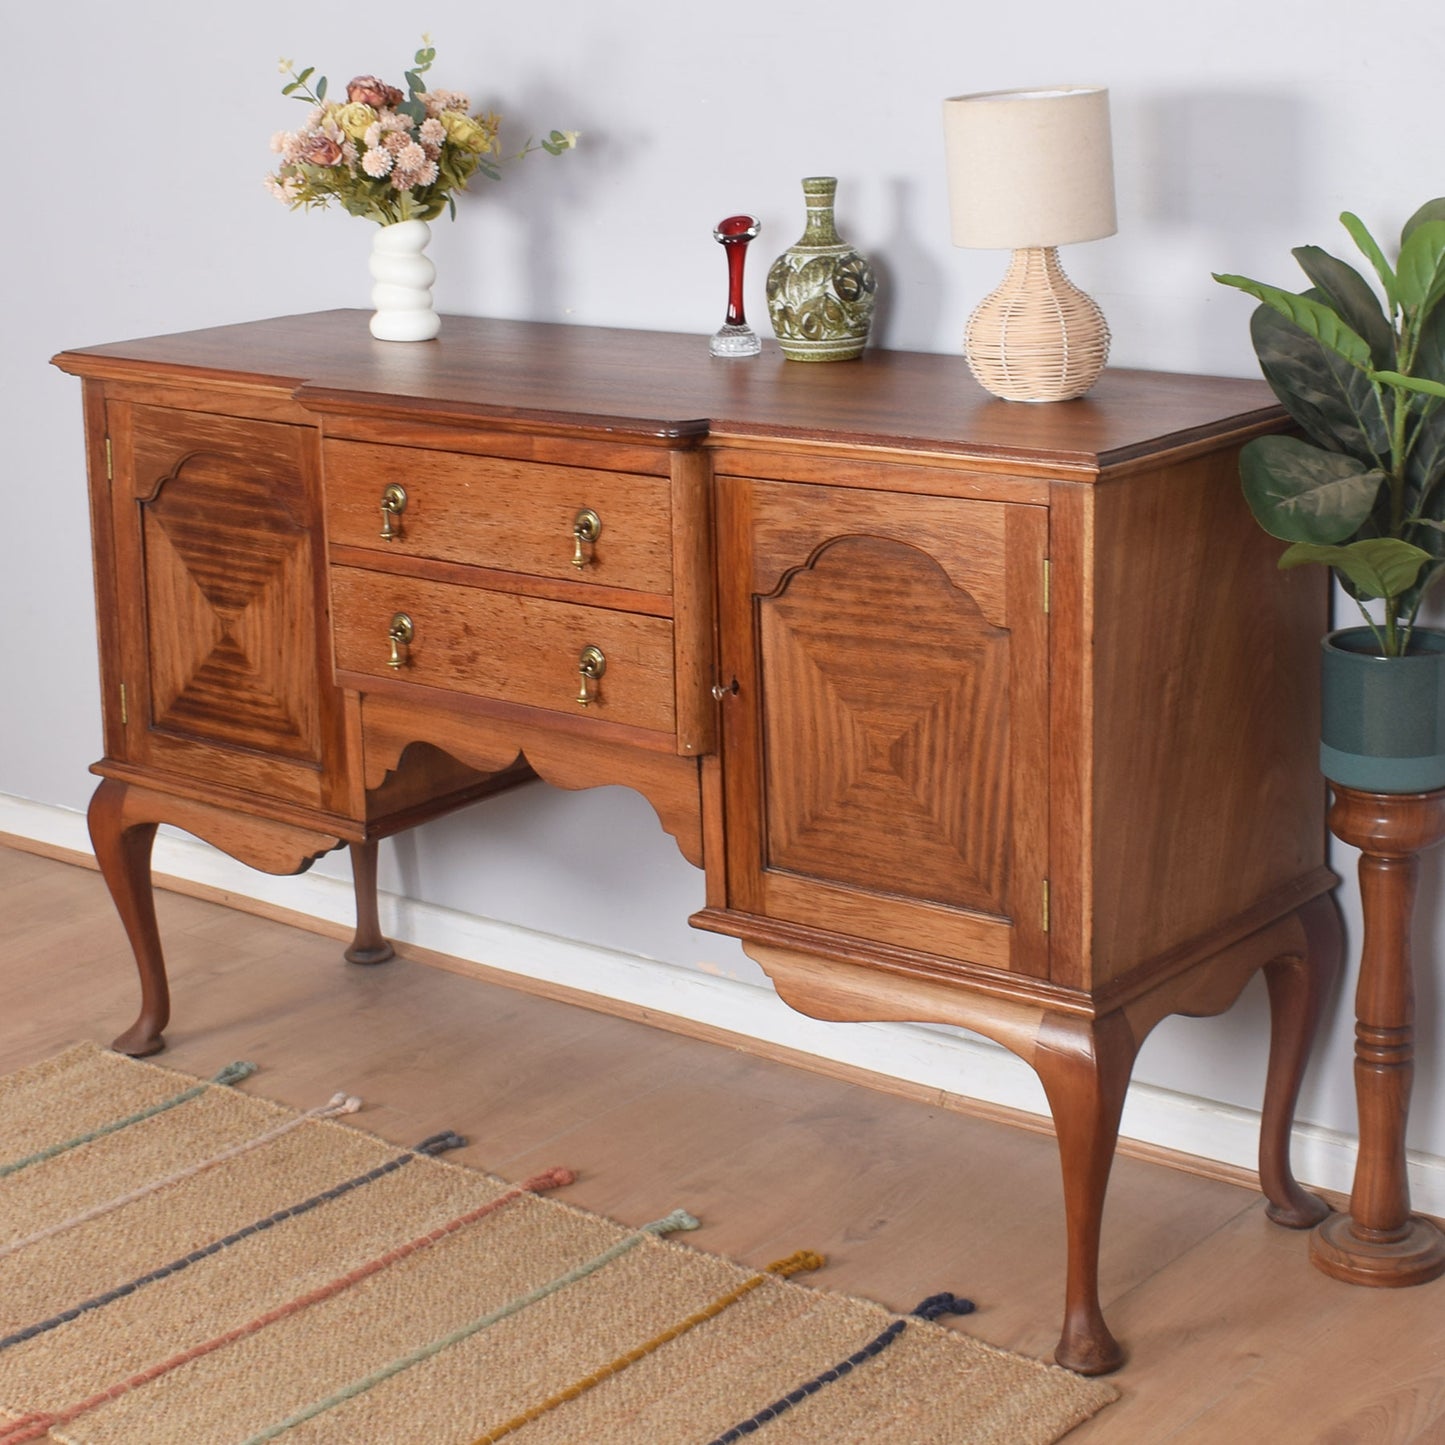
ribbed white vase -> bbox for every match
[368,220,441,342]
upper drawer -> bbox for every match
[323,438,674,594]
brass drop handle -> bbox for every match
[576,644,606,706]
[572,508,602,569]
[379,484,408,541]
[387,612,415,670]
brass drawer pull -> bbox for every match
[379,483,408,540]
[576,644,606,706]
[572,508,602,569]
[387,612,415,670]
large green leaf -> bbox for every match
[1240,436,1385,543]
[1215,273,1373,368]
[1404,199,1445,242]
[1340,211,1401,314]
[1292,246,1395,368]
[1396,219,1445,322]
[1250,302,1391,464]
[1279,535,1434,600]
[1405,302,1445,511]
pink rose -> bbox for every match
[347,75,404,109]
[298,133,344,166]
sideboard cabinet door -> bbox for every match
[715,476,1050,979]
[101,401,340,810]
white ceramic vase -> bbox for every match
[368,219,441,342]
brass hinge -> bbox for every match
[105,437,113,482]
[1042,558,1051,614]
[1042,879,1051,933]
[119,682,128,726]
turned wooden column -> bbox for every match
[1312,785,1445,1286]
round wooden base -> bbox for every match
[1311,1210,1445,1287]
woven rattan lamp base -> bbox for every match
[965,246,1110,402]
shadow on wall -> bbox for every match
[868,177,947,354]
[1089,89,1316,373]
[433,74,595,320]
[1139,90,1309,231]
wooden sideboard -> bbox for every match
[53,311,1341,1374]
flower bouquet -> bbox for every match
[266,38,577,338]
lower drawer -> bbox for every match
[330,566,677,734]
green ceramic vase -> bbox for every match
[766,177,877,361]
[1319,626,1445,792]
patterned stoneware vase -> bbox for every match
[766,177,876,361]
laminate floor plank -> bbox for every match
[4,841,1444,1442]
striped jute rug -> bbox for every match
[0,1043,1117,1444]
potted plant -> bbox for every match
[1214,201,1445,792]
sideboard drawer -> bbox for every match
[324,438,673,593]
[330,565,677,733]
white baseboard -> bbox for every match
[6,792,1443,1217]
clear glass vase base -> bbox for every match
[710,324,761,358]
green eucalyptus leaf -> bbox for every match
[1249,302,1391,464]
[1240,435,1385,542]
[1279,535,1434,600]
[1214,273,1372,368]
[405,70,424,96]
[1292,246,1394,368]
[315,74,327,101]
[1396,220,1445,320]
[1340,211,1401,314]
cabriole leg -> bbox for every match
[1259,894,1342,1227]
[87,778,169,1057]
[1034,1010,1140,1375]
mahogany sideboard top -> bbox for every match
[57,308,1283,465]
[53,311,1340,1374]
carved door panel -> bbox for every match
[717,477,1049,978]
[104,401,339,809]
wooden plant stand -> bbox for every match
[1312,785,1445,1287]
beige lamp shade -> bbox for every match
[943,87,1117,249]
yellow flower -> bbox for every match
[333,102,376,141]
[440,109,499,155]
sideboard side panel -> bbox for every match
[1086,446,1331,988]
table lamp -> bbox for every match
[942,86,1117,402]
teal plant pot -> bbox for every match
[1320,627,1445,792]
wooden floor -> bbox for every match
[3,841,1444,1442]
